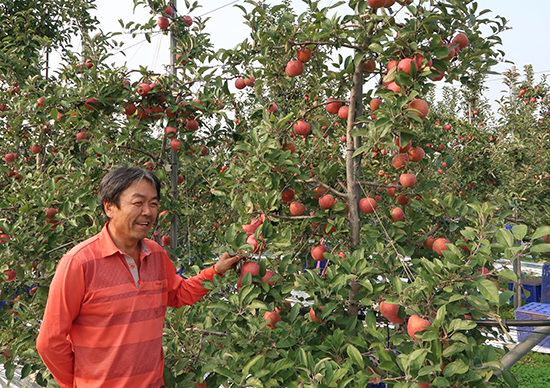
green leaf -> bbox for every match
[347,344,364,369]
[214,366,239,381]
[512,225,527,241]
[442,359,469,377]
[496,228,513,247]
[368,42,384,53]
[532,225,550,240]
[242,354,265,379]
[477,279,499,303]
[498,268,517,282]
[531,243,550,253]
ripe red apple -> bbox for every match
[392,154,409,169]
[370,98,383,111]
[311,245,327,261]
[77,131,91,141]
[395,138,412,153]
[261,270,276,285]
[407,315,431,340]
[281,189,295,204]
[318,194,335,209]
[325,98,341,114]
[408,147,425,162]
[4,153,15,163]
[235,78,246,90]
[267,102,278,113]
[424,237,435,249]
[241,261,260,277]
[37,97,45,107]
[170,139,183,152]
[310,307,323,322]
[177,174,184,185]
[285,60,304,77]
[283,142,295,154]
[0,234,11,244]
[84,97,98,111]
[386,82,401,93]
[368,0,386,9]
[3,270,16,282]
[182,15,193,26]
[137,83,151,97]
[44,207,58,219]
[390,207,404,221]
[158,16,170,30]
[297,47,312,63]
[432,237,450,256]
[407,98,429,120]
[289,201,305,216]
[362,59,376,73]
[163,4,173,16]
[186,119,199,131]
[294,120,311,136]
[359,197,377,213]
[30,144,42,154]
[165,126,177,138]
[396,194,410,206]
[161,235,171,246]
[264,310,281,329]
[338,106,349,120]
[397,58,414,75]
[380,300,400,319]
[452,32,469,50]
[123,102,136,116]
[198,145,208,156]
[313,186,327,198]
[399,173,416,187]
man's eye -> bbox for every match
[134,202,142,206]
[151,203,158,207]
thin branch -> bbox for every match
[295,178,349,198]
[184,327,226,337]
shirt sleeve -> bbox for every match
[164,254,220,309]
[36,255,85,388]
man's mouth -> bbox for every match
[136,220,151,228]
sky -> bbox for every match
[67,0,550,114]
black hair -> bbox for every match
[98,167,161,221]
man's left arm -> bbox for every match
[164,252,242,308]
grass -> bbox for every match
[507,351,550,387]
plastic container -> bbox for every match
[508,277,542,303]
[542,264,550,304]
[514,302,550,350]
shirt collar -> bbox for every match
[98,223,151,258]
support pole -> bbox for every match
[169,1,178,253]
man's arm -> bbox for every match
[36,255,85,388]
[165,253,242,308]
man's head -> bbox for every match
[98,167,161,222]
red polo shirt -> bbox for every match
[36,225,218,388]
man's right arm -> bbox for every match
[36,255,85,388]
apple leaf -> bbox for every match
[530,243,550,253]
[496,228,513,247]
[531,225,550,240]
[498,267,517,282]
[443,359,469,377]
[368,42,384,53]
[346,344,364,369]
[476,279,499,303]
[512,225,527,240]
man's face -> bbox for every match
[104,179,159,247]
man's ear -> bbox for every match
[103,201,115,219]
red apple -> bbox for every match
[44,207,58,219]
[161,235,171,246]
[359,197,377,214]
[452,32,469,50]
[396,194,410,206]
[267,102,278,113]
[241,261,260,277]
[370,98,383,111]
[285,60,304,77]
[4,153,15,163]
[380,300,399,319]
[261,270,276,285]
[163,4,173,16]
[318,194,335,209]
[390,207,404,221]
[182,15,193,26]
[84,98,98,111]
[407,315,431,340]
[362,59,376,73]
[338,106,349,120]
[325,98,342,114]
[397,58,414,75]
[77,131,91,141]
[186,119,199,131]
[289,201,305,216]
[386,82,401,93]
[264,310,281,329]
[297,47,312,63]
[170,139,183,152]
[368,0,386,9]
[408,147,425,162]
[30,144,42,154]
[123,102,136,116]
[137,83,151,97]
[311,245,327,261]
[235,78,246,90]
[281,189,295,204]
[283,142,295,154]
[392,154,409,169]
[3,270,16,282]
[310,307,323,322]
[399,173,416,187]
[294,120,311,136]
[165,126,177,138]
[432,238,450,256]
[158,16,170,30]
[37,97,45,107]
[407,98,429,120]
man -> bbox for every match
[36,167,241,388]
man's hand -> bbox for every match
[213,253,243,275]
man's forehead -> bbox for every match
[122,179,158,198]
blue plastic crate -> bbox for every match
[514,302,550,350]
[508,278,542,303]
[542,264,550,304]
